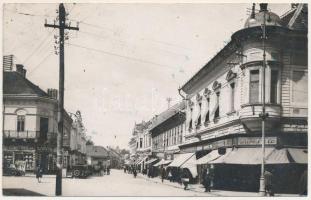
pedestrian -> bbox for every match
[36,165,43,183]
[202,168,211,192]
[124,166,126,173]
[264,170,274,196]
[133,168,137,178]
[181,169,190,190]
[107,166,110,175]
[167,169,173,182]
[161,167,166,183]
[103,166,106,175]
[299,169,307,196]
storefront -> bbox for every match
[179,135,307,193]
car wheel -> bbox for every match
[73,169,80,177]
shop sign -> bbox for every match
[237,137,277,146]
[5,146,35,151]
[37,146,54,152]
[203,139,232,150]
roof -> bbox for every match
[86,145,109,158]
[149,101,186,131]
[3,71,49,97]
[181,4,307,94]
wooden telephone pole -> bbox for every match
[44,3,79,196]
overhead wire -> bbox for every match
[66,42,178,70]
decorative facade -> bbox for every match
[179,3,307,193]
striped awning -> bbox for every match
[196,150,222,165]
[153,159,172,167]
[145,158,158,165]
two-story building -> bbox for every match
[179,3,307,193]
[3,56,85,174]
[3,62,59,174]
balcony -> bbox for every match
[240,103,281,132]
[3,130,40,139]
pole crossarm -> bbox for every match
[44,23,79,31]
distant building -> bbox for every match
[149,101,186,161]
[86,145,109,166]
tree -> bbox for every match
[86,139,94,145]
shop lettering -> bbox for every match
[238,137,277,146]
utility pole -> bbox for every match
[44,3,79,196]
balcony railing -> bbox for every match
[3,130,40,139]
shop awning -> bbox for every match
[287,148,308,164]
[153,159,172,167]
[168,153,195,167]
[196,150,222,165]
[136,156,148,165]
[180,154,198,177]
[210,148,308,165]
[145,158,158,165]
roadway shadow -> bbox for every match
[3,188,45,196]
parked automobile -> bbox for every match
[70,165,93,178]
[3,165,25,176]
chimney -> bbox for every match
[250,3,256,19]
[3,55,14,71]
[259,3,268,12]
[47,88,58,100]
[16,64,26,77]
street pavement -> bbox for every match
[3,169,208,196]
[2,169,301,197]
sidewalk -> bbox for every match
[137,173,299,197]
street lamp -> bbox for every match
[258,3,270,196]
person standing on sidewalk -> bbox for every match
[264,170,274,196]
[202,168,211,192]
[36,165,43,183]
[161,166,166,183]
[181,169,190,190]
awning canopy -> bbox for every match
[210,148,308,165]
[287,148,308,164]
[145,158,158,165]
[136,156,148,165]
[180,154,198,177]
[153,159,172,167]
[196,150,222,165]
[168,153,195,167]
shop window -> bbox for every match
[292,70,308,104]
[17,115,25,132]
[270,70,279,104]
[249,70,260,103]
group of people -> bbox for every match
[123,165,137,178]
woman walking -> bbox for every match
[36,165,43,183]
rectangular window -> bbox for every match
[17,115,25,132]
[40,117,48,140]
[270,70,278,103]
[230,83,235,111]
[250,70,260,103]
[214,92,220,119]
[292,71,308,104]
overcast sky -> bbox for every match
[3,3,291,149]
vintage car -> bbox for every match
[70,165,93,178]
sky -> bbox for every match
[3,3,291,149]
